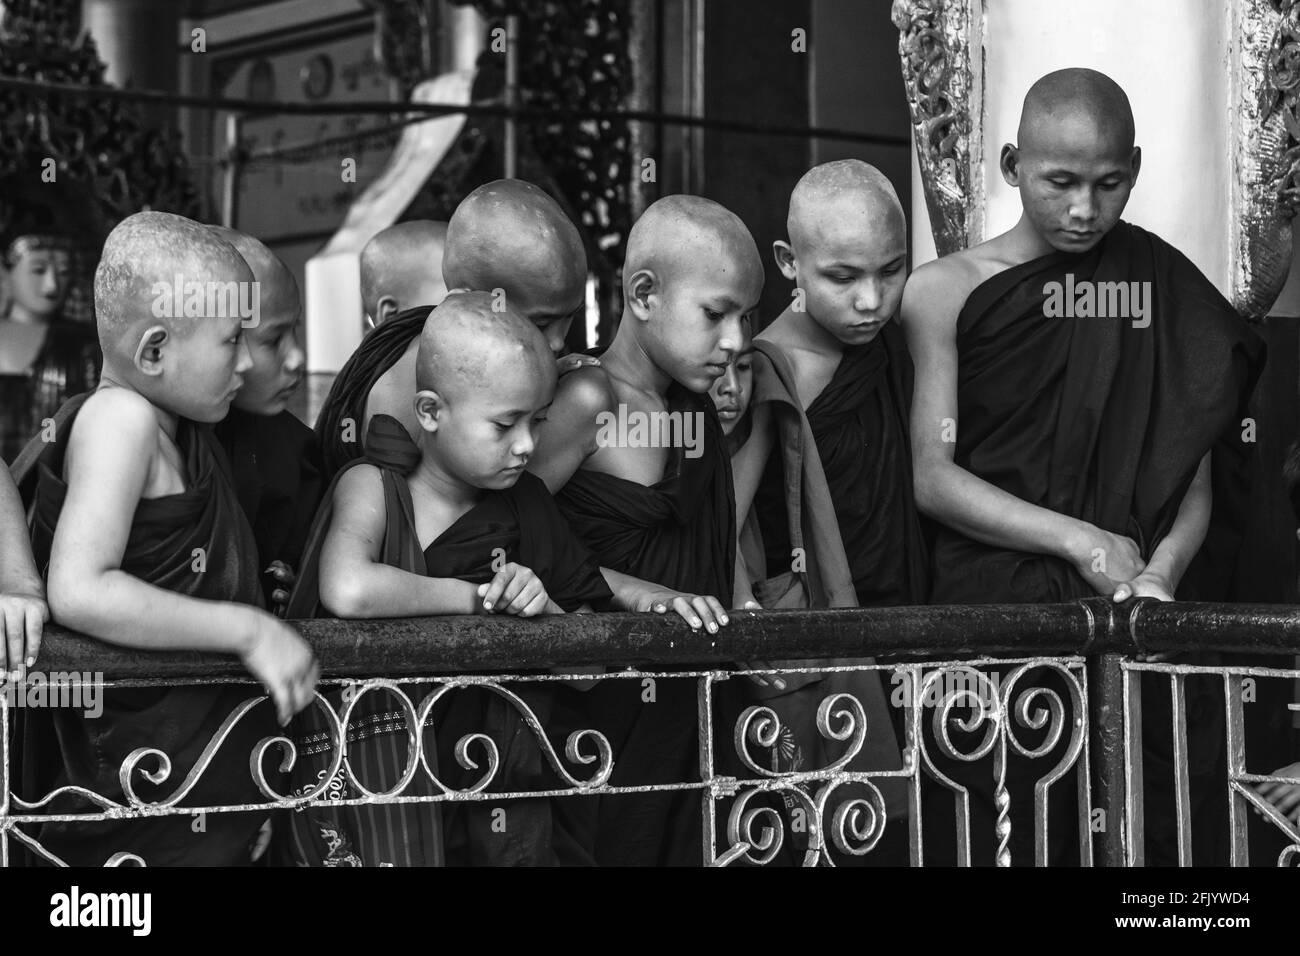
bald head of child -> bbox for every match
[1003,67,1140,253]
[96,211,253,423]
[441,180,587,355]
[209,225,305,416]
[775,160,907,347]
[414,290,557,491]
[621,194,763,393]
[360,220,449,327]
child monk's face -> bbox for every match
[645,252,759,393]
[497,274,585,356]
[162,312,253,423]
[232,299,305,415]
[423,355,556,490]
[784,200,906,346]
[1008,112,1138,253]
[709,344,754,436]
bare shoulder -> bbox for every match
[333,461,383,505]
[552,364,617,419]
[901,252,987,328]
[74,387,157,438]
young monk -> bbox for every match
[20,211,318,866]
[528,194,762,865]
[207,226,323,611]
[282,292,612,866]
[0,466,46,683]
[726,161,918,862]
[359,219,449,329]
[316,180,595,483]
[900,68,1267,865]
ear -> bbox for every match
[376,295,399,325]
[133,325,169,376]
[772,240,797,281]
[626,268,656,322]
[1129,146,1142,188]
[1000,144,1021,186]
[413,388,443,433]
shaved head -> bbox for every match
[208,225,300,321]
[625,194,764,297]
[442,180,586,311]
[94,211,253,357]
[360,219,448,321]
[787,159,905,252]
[416,290,555,402]
[1018,67,1134,154]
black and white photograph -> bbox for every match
[0,0,1295,936]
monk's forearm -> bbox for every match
[1143,456,1212,591]
[322,561,480,618]
[0,471,41,596]
[48,568,258,655]
[733,551,756,608]
[917,460,1088,563]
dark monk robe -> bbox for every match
[282,416,612,866]
[554,384,735,866]
[926,220,1264,866]
[18,393,279,866]
[213,407,324,608]
[754,321,929,609]
[726,339,909,865]
[314,305,431,485]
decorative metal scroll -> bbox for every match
[892,0,983,255]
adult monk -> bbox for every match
[901,68,1268,866]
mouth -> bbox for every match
[716,406,740,419]
[1061,230,1096,241]
[704,363,728,377]
[276,379,303,399]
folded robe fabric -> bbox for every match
[730,340,907,848]
[554,384,736,866]
[212,406,324,607]
[281,415,612,866]
[18,392,278,866]
[313,305,432,486]
[755,320,930,608]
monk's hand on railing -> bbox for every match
[475,563,561,617]
[1254,762,1300,827]
[1069,525,1146,597]
[632,589,730,633]
[0,588,48,684]
[266,560,296,618]
[240,611,321,727]
[1112,569,1174,604]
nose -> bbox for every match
[513,426,536,460]
[716,363,739,397]
[855,279,882,314]
[234,335,253,376]
[546,317,573,355]
[1069,188,1098,223]
[717,315,744,358]
[41,271,59,295]
[284,329,306,374]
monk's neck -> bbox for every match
[768,302,846,358]
[601,315,673,398]
[409,455,484,511]
[97,371,182,441]
[999,214,1070,265]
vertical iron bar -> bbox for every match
[698,671,717,865]
[1075,662,1095,866]
[1,687,8,867]
[905,665,924,867]
[1224,671,1250,867]
[503,14,519,179]
[221,113,242,228]
[1123,663,1145,866]
[1169,672,1193,866]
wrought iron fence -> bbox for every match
[1,597,1298,866]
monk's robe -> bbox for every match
[754,320,929,609]
[18,393,279,866]
[925,220,1264,866]
[213,407,324,607]
[723,339,909,865]
[554,384,735,866]
[281,416,613,866]
[314,305,431,485]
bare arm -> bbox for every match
[47,391,317,721]
[900,263,1144,591]
[1114,454,1211,601]
[0,466,46,678]
[319,464,480,617]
